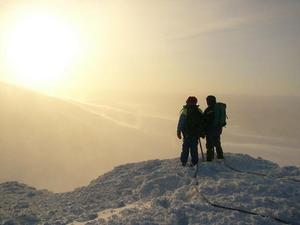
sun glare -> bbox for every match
[5,12,81,92]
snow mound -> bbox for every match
[0,153,300,225]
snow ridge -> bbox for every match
[0,153,300,225]
[222,160,300,183]
[195,188,288,223]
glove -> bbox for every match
[177,131,182,139]
[199,130,205,139]
[200,133,205,139]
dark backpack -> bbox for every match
[213,102,227,127]
[183,106,204,137]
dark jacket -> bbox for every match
[204,104,216,131]
[177,105,204,138]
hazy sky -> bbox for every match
[0,0,299,97]
[0,1,300,191]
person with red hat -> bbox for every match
[177,96,204,166]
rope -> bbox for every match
[222,159,300,183]
[192,163,297,225]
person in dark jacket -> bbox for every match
[177,96,204,166]
[204,95,224,161]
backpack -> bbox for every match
[213,102,227,127]
[183,106,204,137]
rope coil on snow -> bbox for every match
[192,163,297,225]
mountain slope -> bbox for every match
[0,82,172,192]
[0,153,299,225]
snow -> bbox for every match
[0,153,300,225]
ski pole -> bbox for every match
[199,138,205,161]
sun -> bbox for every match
[5,12,81,92]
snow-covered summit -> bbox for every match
[1,153,300,225]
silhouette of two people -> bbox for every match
[177,96,224,165]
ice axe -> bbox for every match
[199,138,205,161]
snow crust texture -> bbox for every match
[0,153,300,225]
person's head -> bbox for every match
[206,95,216,106]
[186,96,198,106]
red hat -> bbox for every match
[186,96,197,105]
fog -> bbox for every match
[0,82,299,192]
